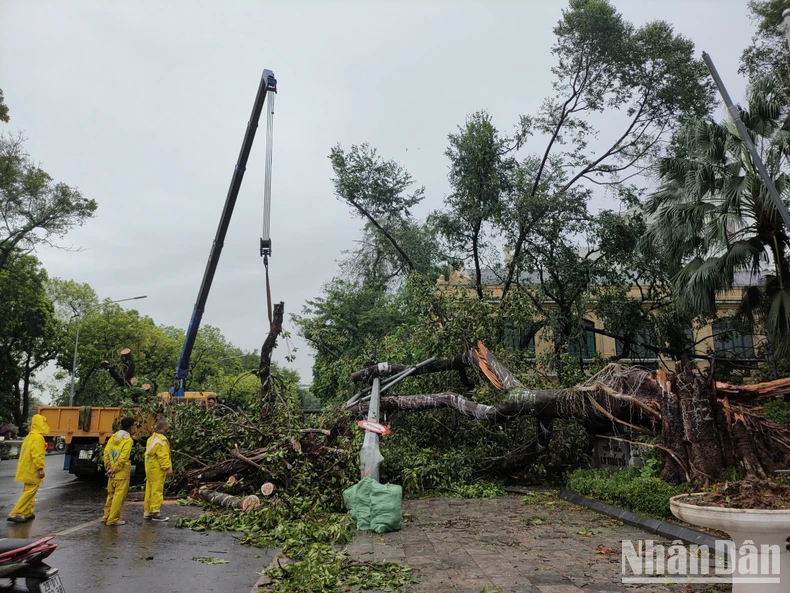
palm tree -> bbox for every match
[646,77,790,359]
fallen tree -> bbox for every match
[348,342,790,485]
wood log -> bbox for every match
[199,486,242,509]
[184,458,252,483]
[120,348,135,385]
[100,348,137,388]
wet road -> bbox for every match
[1,455,274,592]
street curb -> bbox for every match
[559,489,719,549]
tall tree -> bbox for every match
[431,111,517,299]
[646,77,790,360]
[0,255,61,424]
[0,119,97,270]
[293,278,405,402]
[329,143,425,273]
[340,220,441,290]
[0,89,9,123]
[500,0,714,302]
[740,0,790,86]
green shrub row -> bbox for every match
[566,468,689,519]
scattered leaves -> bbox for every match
[192,556,229,565]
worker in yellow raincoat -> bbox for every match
[7,414,50,523]
[102,417,136,526]
[144,417,172,522]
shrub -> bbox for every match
[764,400,790,428]
[567,468,688,519]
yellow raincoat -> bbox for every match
[9,414,49,518]
[102,429,133,525]
[144,432,172,516]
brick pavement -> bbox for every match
[344,491,729,593]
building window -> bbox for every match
[503,322,519,351]
[616,327,658,360]
[712,320,755,358]
[502,322,536,356]
[568,320,596,359]
[682,327,696,356]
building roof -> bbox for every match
[438,265,770,288]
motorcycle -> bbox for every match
[0,537,62,593]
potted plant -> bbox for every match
[670,480,790,593]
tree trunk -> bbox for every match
[260,302,284,409]
[120,348,136,385]
[102,348,137,388]
[351,353,474,385]
[198,486,243,509]
[12,378,22,426]
[21,358,32,423]
[348,346,790,485]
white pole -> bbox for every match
[360,378,383,482]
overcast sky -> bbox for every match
[0,0,755,386]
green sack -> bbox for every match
[343,477,373,530]
[342,477,402,533]
[369,481,402,534]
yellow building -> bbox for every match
[436,265,766,367]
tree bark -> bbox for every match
[198,486,243,509]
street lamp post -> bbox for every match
[68,295,148,407]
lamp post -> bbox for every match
[68,295,147,407]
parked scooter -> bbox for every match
[0,537,62,593]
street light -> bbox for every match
[68,295,148,407]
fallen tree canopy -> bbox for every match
[347,342,790,486]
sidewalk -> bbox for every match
[345,492,729,593]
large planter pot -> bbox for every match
[670,493,790,593]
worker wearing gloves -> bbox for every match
[102,416,136,526]
[7,414,50,523]
[144,418,172,522]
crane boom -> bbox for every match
[171,68,277,397]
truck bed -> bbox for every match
[37,406,121,444]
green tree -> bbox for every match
[329,143,426,274]
[0,88,9,123]
[431,110,518,299]
[293,278,405,402]
[646,77,790,360]
[301,0,717,389]
[0,131,97,271]
[0,255,61,424]
[740,0,790,86]
[500,0,713,301]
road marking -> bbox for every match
[54,518,102,536]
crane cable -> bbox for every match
[261,89,276,325]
